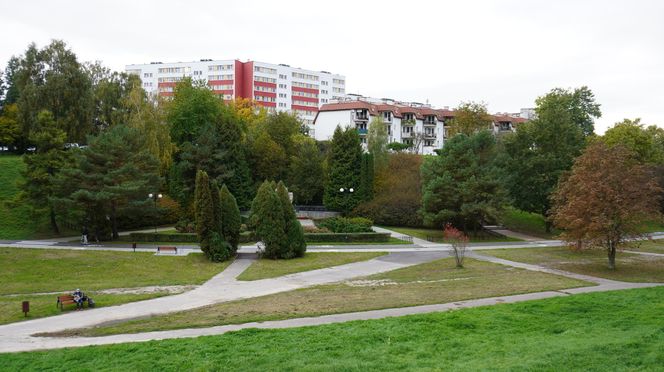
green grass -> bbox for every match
[496,207,559,239]
[626,239,664,254]
[479,246,664,283]
[382,226,521,242]
[237,252,386,281]
[637,220,664,233]
[0,156,74,240]
[54,258,589,337]
[6,287,664,371]
[0,292,167,325]
[0,248,231,295]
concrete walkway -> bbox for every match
[483,225,543,242]
[0,251,449,353]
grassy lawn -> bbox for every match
[382,226,521,242]
[0,155,76,240]
[479,246,664,283]
[0,248,231,295]
[237,252,386,281]
[637,219,664,233]
[8,287,664,370]
[625,239,664,254]
[54,257,589,337]
[496,207,559,239]
[0,292,167,325]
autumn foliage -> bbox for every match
[443,223,469,268]
[551,142,661,269]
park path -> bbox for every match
[1,249,661,353]
[0,251,448,353]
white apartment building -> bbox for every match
[125,59,346,129]
[314,96,528,155]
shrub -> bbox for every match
[316,217,373,233]
[175,218,196,233]
[304,232,390,243]
[208,232,233,262]
[303,225,331,234]
[251,181,287,259]
[129,232,198,242]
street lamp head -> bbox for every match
[148,193,153,198]
[339,188,344,192]
[349,188,354,193]
[158,193,163,199]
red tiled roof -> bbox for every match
[316,101,525,124]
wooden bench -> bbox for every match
[57,295,79,311]
[157,246,177,254]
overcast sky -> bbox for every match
[1,0,662,133]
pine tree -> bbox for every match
[220,184,241,252]
[194,170,215,255]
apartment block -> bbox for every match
[125,59,346,128]
[314,96,528,155]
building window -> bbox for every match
[292,72,319,81]
[279,93,287,98]
[292,81,319,89]
[321,90,328,95]
[333,87,345,93]
[278,102,287,107]
[333,78,345,85]
[208,74,233,81]
[143,72,153,78]
[255,85,276,93]
[321,98,328,103]
[255,76,277,84]
[127,69,141,75]
[279,74,287,79]
[158,67,190,74]
[209,64,233,71]
[255,66,277,74]
[278,83,287,89]
[321,81,328,86]
[193,70,202,76]
[158,77,183,83]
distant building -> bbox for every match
[314,95,528,155]
[125,59,346,129]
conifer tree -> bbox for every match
[220,184,242,252]
[324,126,363,214]
[276,181,306,258]
[251,181,286,259]
[194,170,215,255]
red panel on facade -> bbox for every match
[291,95,319,103]
[234,60,244,98]
[208,80,234,86]
[256,101,276,108]
[291,86,319,94]
[254,91,276,98]
[158,82,176,87]
[159,92,174,97]
[291,105,318,112]
[242,61,253,100]
[254,81,277,88]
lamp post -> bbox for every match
[148,193,163,233]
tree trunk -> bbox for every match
[607,242,616,270]
[111,204,119,240]
[50,206,60,235]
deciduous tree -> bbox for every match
[447,101,493,137]
[551,142,661,269]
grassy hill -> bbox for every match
[0,155,58,239]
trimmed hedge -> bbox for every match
[129,232,198,242]
[304,232,390,243]
[128,231,256,244]
[315,217,374,233]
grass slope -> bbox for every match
[0,156,51,239]
[480,246,664,283]
[3,287,663,371]
[237,252,386,281]
[57,258,588,336]
[0,248,231,295]
[626,239,664,254]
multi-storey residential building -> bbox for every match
[125,59,346,130]
[314,96,528,155]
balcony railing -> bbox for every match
[423,121,436,126]
[357,128,368,135]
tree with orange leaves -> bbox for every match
[551,142,661,269]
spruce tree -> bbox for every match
[210,180,223,235]
[220,184,242,252]
[277,181,306,258]
[324,126,363,214]
[194,170,215,256]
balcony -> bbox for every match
[401,132,412,138]
[401,119,416,126]
[423,121,437,126]
[425,133,436,139]
[357,128,368,135]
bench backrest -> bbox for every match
[159,246,177,250]
[58,295,74,301]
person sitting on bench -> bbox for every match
[73,289,85,310]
